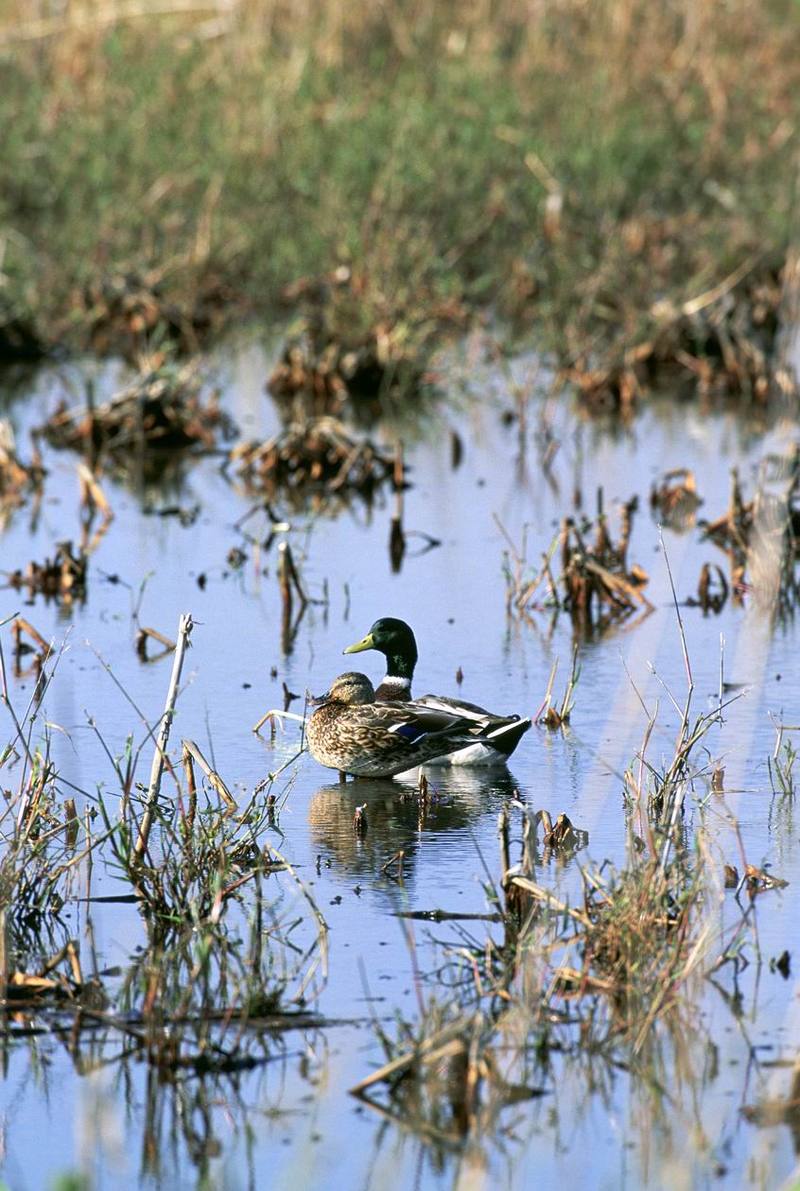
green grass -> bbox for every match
[1,0,799,367]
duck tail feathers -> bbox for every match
[485,716,531,757]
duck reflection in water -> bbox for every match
[307,771,521,876]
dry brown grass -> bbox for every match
[0,0,797,401]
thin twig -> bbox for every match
[134,612,194,861]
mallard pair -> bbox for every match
[306,672,501,778]
[343,617,531,765]
[306,619,531,778]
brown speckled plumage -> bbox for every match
[306,671,494,778]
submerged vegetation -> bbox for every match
[0,0,798,411]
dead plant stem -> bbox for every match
[134,612,194,861]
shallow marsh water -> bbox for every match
[1,337,800,1189]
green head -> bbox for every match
[343,617,418,680]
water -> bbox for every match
[1,336,799,1189]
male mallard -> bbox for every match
[306,671,501,778]
[343,618,531,765]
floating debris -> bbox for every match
[227,546,248,570]
[744,863,789,898]
[650,468,702,530]
[686,562,729,614]
[538,809,589,857]
[40,361,233,480]
[4,940,98,1005]
[724,864,740,889]
[6,541,87,604]
[701,466,755,551]
[772,950,791,978]
[232,416,395,510]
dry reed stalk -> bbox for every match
[77,463,113,521]
[277,540,309,653]
[134,612,194,861]
[182,742,198,830]
[389,441,406,572]
[136,625,177,660]
[11,616,50,660]
[349,1018,471,1096]
[252,707,306,734]
[181,738,236,810]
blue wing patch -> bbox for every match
[391,722,428,743]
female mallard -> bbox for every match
[306,671,499,778]
[343,618,530,765]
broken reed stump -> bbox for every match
[701,466,753,550]
[688,562,729,614]
[389,442,406,573]
[498,806,541,937]
[134,612,194,862]
[7,541,88,604]
[499,805,590,937]
[278,541,309,654]
[537,644,580,728]
[11,616,50,661]
[182,740,198,831]
[538,810,588,859]
[77,463,115,556]
[9,617,50,682]
[77,463,113,522]
[556,503,652,626]
[649,468,702,531]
